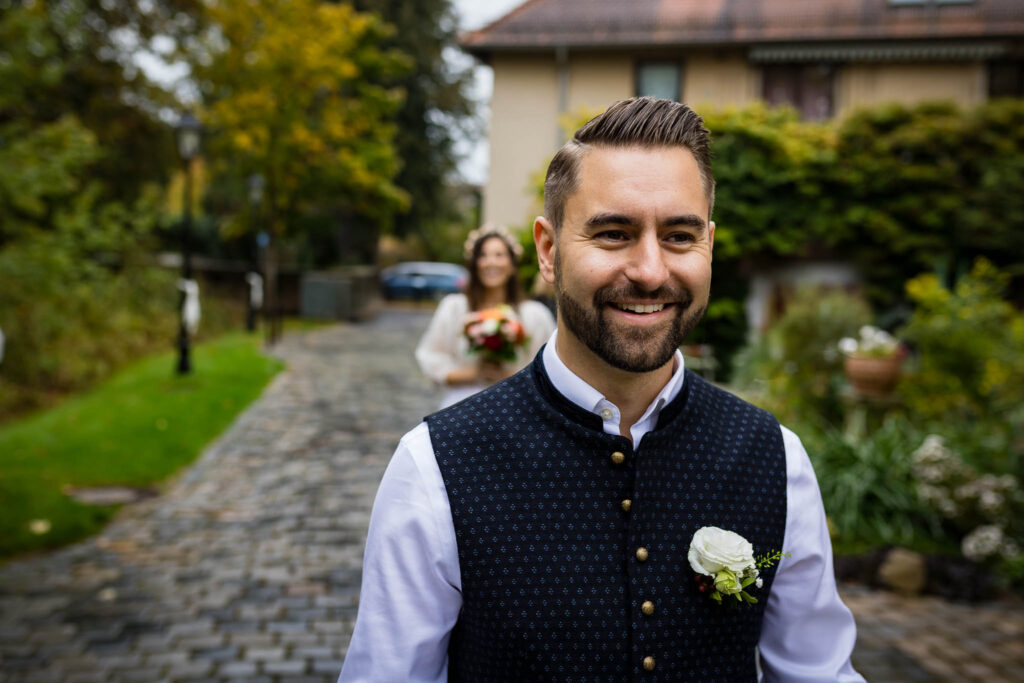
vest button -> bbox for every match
[643,656,656,671]
[641,600,655,616]
[620,499,631,512]
[635,547,648,562]
[610,451,625,465]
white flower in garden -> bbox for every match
[688,526,755,576]
[979,490,1005,515]
[28,519,51,535]
[839,325,900,357]
[938,497,959,518]
[962,525,1005,561]
[838,337,858,355]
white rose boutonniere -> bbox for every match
[688,526,788,605]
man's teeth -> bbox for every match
[617,303,665,314]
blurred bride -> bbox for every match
[416,224,555,408]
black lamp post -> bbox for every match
[246,173,265,332]
[175,112,202,375]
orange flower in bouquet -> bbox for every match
[464,305,529,364]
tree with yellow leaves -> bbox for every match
[191,0,410,244]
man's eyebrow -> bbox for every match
[585,213,638,228]
[584,212,708,230]
[664,214,707,230]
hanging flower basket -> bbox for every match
[843,354,904,397]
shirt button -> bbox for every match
[620,499,631,512]
[610,451,625,465]
[643,656,656,671]
[600,407,613,420]
[641,600,655,616]
[635,547,649,562]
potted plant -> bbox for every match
[838,326,905,397]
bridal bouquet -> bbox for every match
[464,305,528,364]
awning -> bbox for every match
[749,41,1008,63]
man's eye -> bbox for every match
[596,230,629,241]
[666,232,696,244]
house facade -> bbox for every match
[461,0,1024,229]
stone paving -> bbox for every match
[1,309,1021,682]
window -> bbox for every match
[636,62,682,102]
[762,64,835,120]
[989,61,1024,98]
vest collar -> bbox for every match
[531,346,697,436]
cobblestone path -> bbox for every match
[0,311,441,682]
[1,309,1021,682]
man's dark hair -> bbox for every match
[543,97,715,230]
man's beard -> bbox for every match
[554,259,707,373]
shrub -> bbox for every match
[807,417,946,553]
[731,287,872,427]
[897,258,1024,474]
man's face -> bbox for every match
[536,145,714,374]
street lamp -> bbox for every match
[175,112,202,374]
[246,173,265,332]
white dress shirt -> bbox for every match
[414,293,556,408]
[340,331,863,682]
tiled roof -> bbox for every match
[460,0,1024,55]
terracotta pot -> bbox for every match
[843,354,903,397]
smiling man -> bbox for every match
[339,98,863,682]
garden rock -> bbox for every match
[877,547,927,595]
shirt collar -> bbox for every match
[541,329,687,428]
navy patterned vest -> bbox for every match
[426,352,787,682]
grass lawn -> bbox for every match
[0,333,284,559]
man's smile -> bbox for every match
[613,302,669,314]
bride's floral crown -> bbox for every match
[463,224,523,262]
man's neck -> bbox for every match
[554,330,674,438]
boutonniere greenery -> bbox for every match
[688,526,789,605]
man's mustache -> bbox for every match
[593,284,693,308]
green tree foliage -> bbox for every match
[351,0,475,256]
[0,0,202,200]
[0,4,208,417]
[191,0,410,248]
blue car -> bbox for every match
[380,262,469,300]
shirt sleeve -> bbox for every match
[758,426,864,682]
[338,423,462,683]
[415,295,466,385]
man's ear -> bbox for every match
[534,216,557,284]
[708,220,715,261]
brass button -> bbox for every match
[641,600,654,616]
[643,656,655,671]
[610,451,625,465]
[621,499,632,512]
[635,547,649,562]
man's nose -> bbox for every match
[625,233,670,292]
